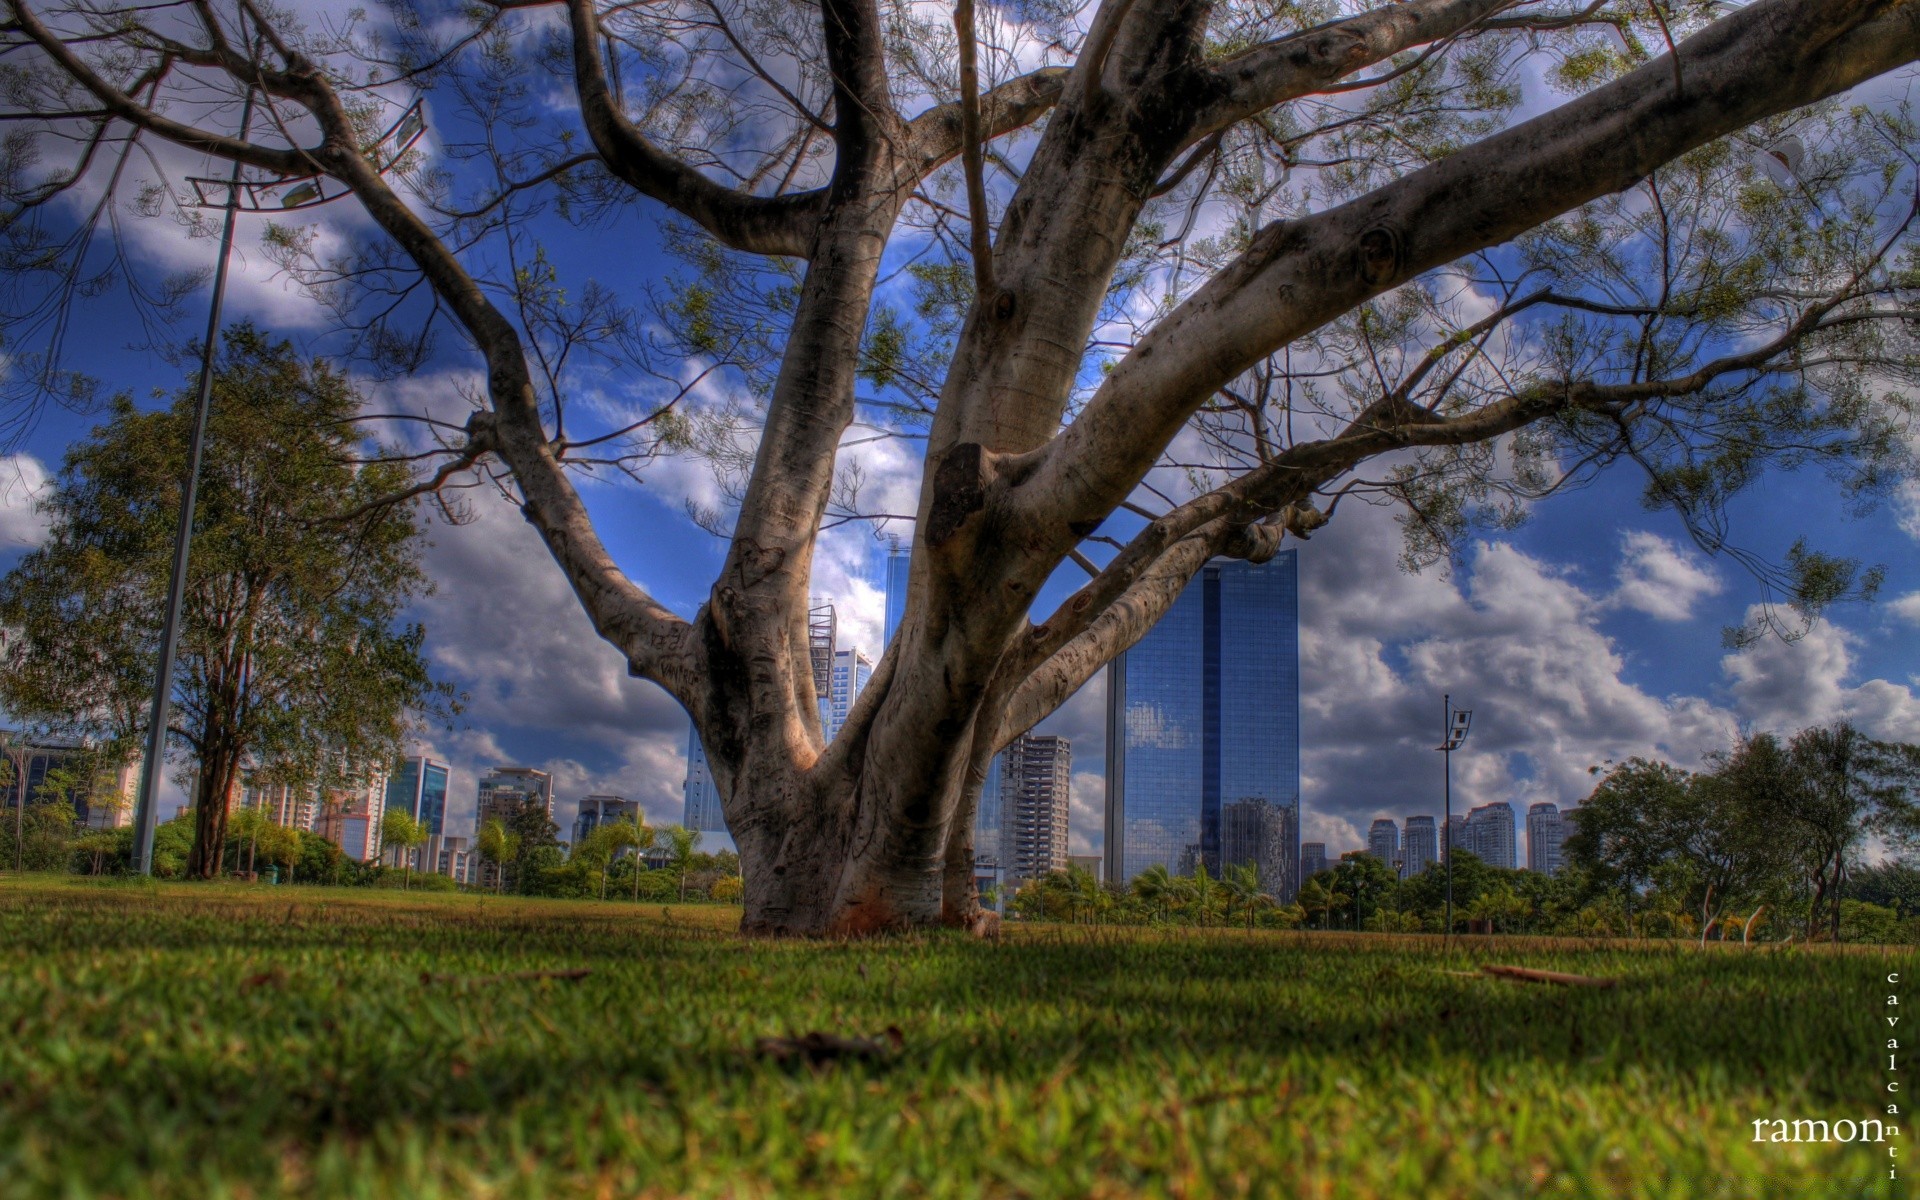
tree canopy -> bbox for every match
[4,0,1920,931]
[0,327,455,877]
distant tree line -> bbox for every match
[1007,722,1920,944]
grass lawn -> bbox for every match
[0,877,1910,1198]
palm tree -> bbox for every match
[1131,864,1177,922]
[477,817,519,895]
[381,809,428,890]
[659,824,700,901]
[1186,862,1219,927]
[619,818,657,902]
[1298,877,1347,930]
[1221,864,1273,930]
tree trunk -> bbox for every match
[185,739,242,880]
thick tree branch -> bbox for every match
[1189,0,1528,142]
[564,0,824,258]
[8,0,310,176]
[1029,0,1920,535]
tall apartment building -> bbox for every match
[1104,552,1300,900]
[809,599,836,735]
[385,756,451,872]
[474,766,553,889]
[574,795,640,845]
[242,779,316,832]
[1366,818,1400,869]
[1000,733,1071,888]
[826,646,873,742]
[1444,813,1468,862]
[1526,802,1568,874]
[1401,815,1438,878]
[1463,801,1517,869]
[682,729,726,835]
[313,769,390,863]
[1300,841,1328,882]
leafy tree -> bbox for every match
[227,805,270,877]
[1566,760,1690,933]
[1672,736,1800,944]
[1466,882,1530,933]
[0,328,455,878]
[1327,852,1400,930]
[1297,876,1347,931]
[502,800,563,894]
[1851,861,1920,917]
[10,0,1920,933]
[1779,724,1920,941]
[380,809,428,890]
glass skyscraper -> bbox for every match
[883,543,911,648]
[386,755,450,836]
[1103,551,1300,899]
[683,728,726,834]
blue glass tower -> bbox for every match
[883,544,911,648]
[1103,551,1300,899]
[386,755,450,836]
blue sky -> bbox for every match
[5,6,1920,864]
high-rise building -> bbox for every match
[682,728,726,834]
[826,646,873,742]
[0,735,133,829]
[385,755,451,872]
[1464,801,1517,869]
[1526,802,1567,874]
[1367,818,1400,869]
[1001,733,1071,888]
[808,599,836,734]
[1402,815,1437,878]
[1103,552,1300,889]
[242,779,315,832]
[1444,813,1468,862]
[475,766,553,889]
[1300,841,1328,881]
[1221,797,1300,900]
[437,835,474,884]
[314,769,390,863]
[1067,854,1103,881]
[883,542,911,648]
[573,795,640,846]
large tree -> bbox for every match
[5,0,1920,931]
[0,328,454,878]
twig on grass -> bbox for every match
[1479,964,1618,989]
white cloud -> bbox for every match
[1721,608,1920,743]
[1609,530,1723,621]
[1889,591,1920,627]
[0,455,51,550]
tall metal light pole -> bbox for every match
[1439,695,1471,939]
[127,87,257,876]
[128,88,429,875]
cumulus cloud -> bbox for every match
[1609,530,1722,621]
[0,455,52,550]
[1889,591,1920,627]
[404,481,694,841]
[1295,503,1742,864]
[1721,608,1920,743]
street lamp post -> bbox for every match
[126,93,427,875]
[1439,695,1471,939]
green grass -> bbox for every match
[0,877,1911,1199]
